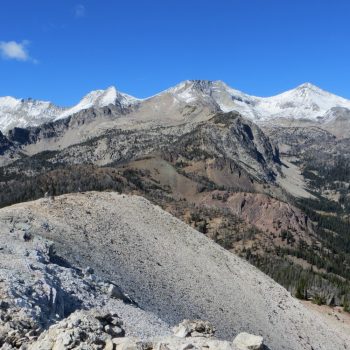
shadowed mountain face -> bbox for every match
[0,131,12,154]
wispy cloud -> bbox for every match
[75,4,86,18]
[0,40,36,63]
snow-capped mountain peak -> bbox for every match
[295,82,321,90]
[1,81,350,132]
[275,82,332,100]
[257,83,350,121]
[0,96,21,109]
[78,85,137,108]
[165,80,350,122]
[0,86,140,131]
[165,80,217,103]
[56,86,139,120]
[0,96,64,132]
[161,79,258,116]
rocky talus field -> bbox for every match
[0,192,349,350]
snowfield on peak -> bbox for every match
[165,80,258,117]
[129,80,350,123]
[257,83,350,121]
[0,86,139,132]
[1,80,350,132]
[0,96,64,132]
[164,80,350,122]
[55,86,139,120]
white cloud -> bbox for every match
[75,4,86,18]
[0,40,35,62]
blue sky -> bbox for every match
[1,0,350,106]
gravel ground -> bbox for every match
[0,213,170,348]
[102,299,171,339]
[0,192,349,350]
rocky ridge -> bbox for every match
[29,313,264,350]
[1,111,281,185]
[0,192,348,350]
[0,212,170,349]
[1,80,350,135]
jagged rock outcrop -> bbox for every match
[0,214,170,349]
[29,310,125,350]
[30,314,261,350]
[163,112,280,182]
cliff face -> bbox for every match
[4,111,281,186]
[0,131,12,155]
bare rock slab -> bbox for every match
[233,332,264,350]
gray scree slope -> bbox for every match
[0,192,349,350]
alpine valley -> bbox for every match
[1,80,350,350]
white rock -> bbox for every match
[232,332,264,350]
[173,324,189,338]
[114,338,138,350]
[105,338,114,350]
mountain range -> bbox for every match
[0,80,350,349]
[1,81,350,133]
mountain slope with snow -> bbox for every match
[257,83,350,121]
[138,80,350,124]
[1,81,350,133]
[162,80,259,120]
[55,86,139,120]
[0,96,64,132]
[0,87,139,132]
[167,80,350,122]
